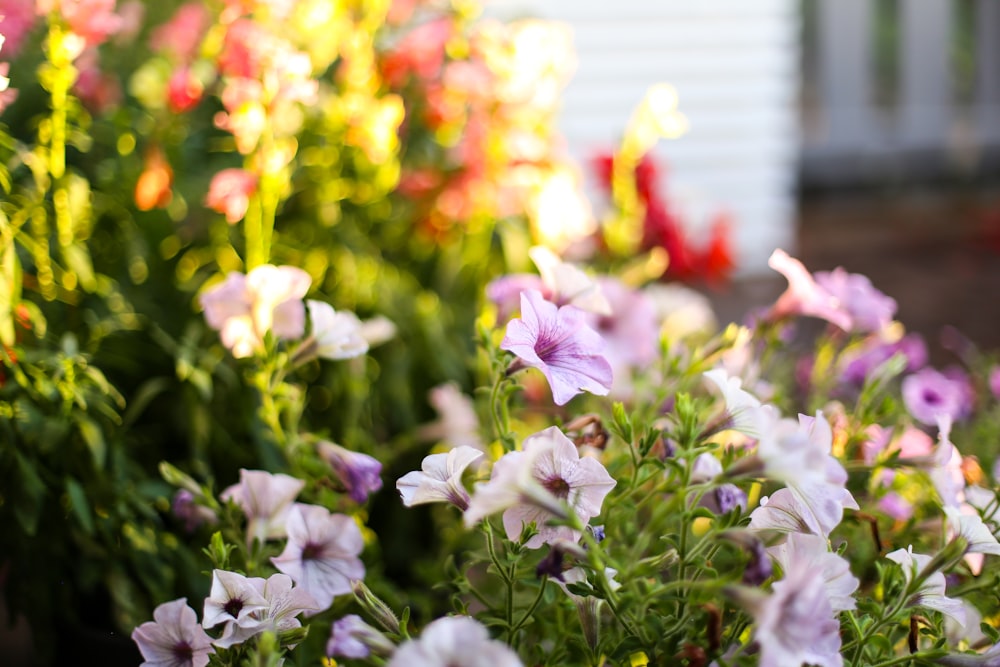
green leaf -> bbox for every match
[13,452,46,536]
[76,415,106,468]
[64,477,95,534]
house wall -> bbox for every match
[485,0,800,275]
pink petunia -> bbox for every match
[221,469,305,543]
[131,598,215,667]
[501,289,612,406]
[270,504,366,613]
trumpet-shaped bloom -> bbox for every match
[327,614,394,660]
[418,383,483,451]
[813,265,897,333]
[304,300,369,360]
[397,445,484,511]
[886,546,966,625]
[199,265,310,358]
[767,249,852,331]
[387,616,523,667]
[212,573,319,649]
[317,441,382,504]
[703,368,770,439]
[202,570,269,631]
[131,598,215,667]
[501,289,612,406]
[747,560,844,667]
[271,504,365,613]
[902,367,973,426]
[767,533,859,613]
[464,426,616,549]
[221,469,305,543]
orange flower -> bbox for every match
[134,147,173,211]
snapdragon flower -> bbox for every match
[464,426,616,549]
[132,598,215,667]
[271,504,365,612]
[397,445,484,511]
[501,289,612,406]
[221,469,305,543]
[199,265,311,358]
[387,616,523,667]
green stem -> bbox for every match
[510,576,548,638]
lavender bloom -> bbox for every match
[886,546,966,626]
[212,573,319,649]
[396,445,484,511]
[840,333,927,387]
[317,441,383,503]
[418,382,483,451]
[813,265,897,333]
[327,614,394,660]
[464,426,616,549]
[387,616,523,667]
[131,598,215,667]
[486,274,547,323]
[743,538,773,586]
[766,249,852,331]
[221,469,305,544]
[171,490,217,532]
[902,367,973,426]
[702,484,748,515]
[271,504,365,612]
[745,560,844,667]
[767,533,859,613]
[202,570,269,632]
[990,367,1000,401]
[501,289,613,406]
[585,277,658,392]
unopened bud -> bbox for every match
[352,581,401,635]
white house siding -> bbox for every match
[485,0,800,275]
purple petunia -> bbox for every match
[131,598,215,667]
[902,367,973,426]
[501,289,612,406]
[317,441,383,504]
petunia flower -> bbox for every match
[741,559,844,667]
[212,573,319,649]
[131,598,215,667]
[501,289,612,406]
[202,570,269,632]
[396,445,484,511]
[766,249,853,331]
[553,567,621,652]
[301,300,369,360]
[386,616,523,667]
[464,426,616,549]
[703,368,771,439]
[886,545,966,626]
[221,469,305,543]
[317,441,382,504]
[418,383,483,452]
[813,265,897,333]
[766,532,859,613]
[327,614,395,660]
[902,367,973,426]
[270,504,365,613]
[586,277,659,396]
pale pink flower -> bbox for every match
[131,598,215,667]
[327,614,394,660]
[397,445,484,511]
[464,426,616,549]
[813,265,897,333]
[199,265,310,358]
[587,278,658,394]
[150,3,209,62]
[270,504,365,613]
[221,469,305,543]
[303,300,368,360]
[205,168,257,223]
[317,441,382,504]
[766,249,852,331]
[744,560,843,667]
[202,570,268,632]
[501,289,612,406]
[930,415,966,509]
[212,573,319,649]
[387,616,523,667]
[886,545,966,625]
[418,382,483,452]
[766,532,859,613]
